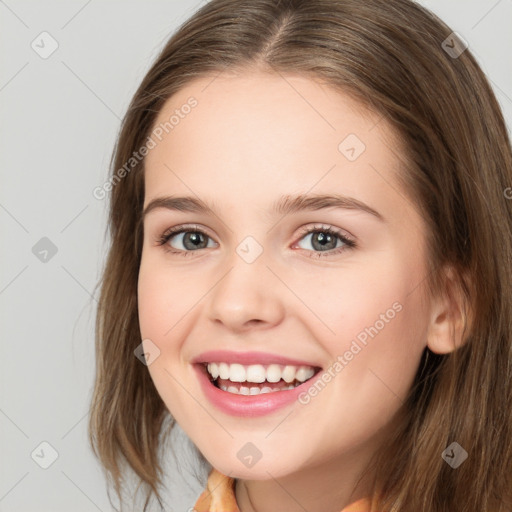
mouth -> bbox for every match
[200,361,322,395]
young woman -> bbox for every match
[88,1,512,511]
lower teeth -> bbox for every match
[217,383,299,395]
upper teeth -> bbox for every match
[206,362,315,383]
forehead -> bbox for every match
[147,69,392,162]
[143,70,412,222]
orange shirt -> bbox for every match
[193,468,376,512]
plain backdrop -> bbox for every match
[1,1,511,511]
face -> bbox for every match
[137,69,433,481]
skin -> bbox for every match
[137,68,462,512]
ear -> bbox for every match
[426,265,472,355]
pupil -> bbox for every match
[313,232,335,251]
[184,232,206,249]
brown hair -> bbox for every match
[88,0,512,510]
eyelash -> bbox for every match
[156,224,357,259]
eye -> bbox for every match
[293,224,356,258]
[157,224,217,256]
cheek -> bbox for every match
[287,252,416,344]
[137,259,187,410]
[137,273,166,341]
[137,254,189,339]
[293,250,429,387]
[137,260,193,420]
[324,275,429,410]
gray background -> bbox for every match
[1,1,511,511]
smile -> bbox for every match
[192,350,323,416]
[205,362,317,395]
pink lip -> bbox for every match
[192,353,323,417]
[191,350,320,367]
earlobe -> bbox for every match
[426,265,471,355]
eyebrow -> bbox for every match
[142,193,385,222]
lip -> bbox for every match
[193,357,323,418]
[191,350,321,367]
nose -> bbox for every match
[205,246,286,332]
